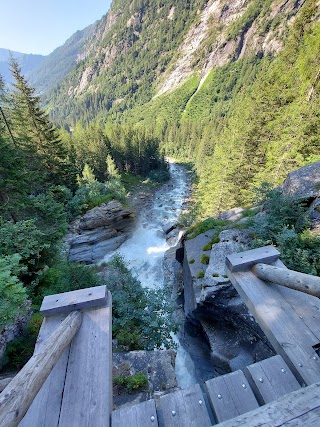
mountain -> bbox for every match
[28,19,106,95]
[40,0,320,218]
[0,48,45,84]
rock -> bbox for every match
[67,200,135,264]
[162,221,178,235]
[218,207,244,222]
[68,234,127,264]
[112,350,177,409]
[282,161,320,201]
[309,197,320,230]
[203,229,252,291]
[78,200,134,231]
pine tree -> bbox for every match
[9,58,76,188]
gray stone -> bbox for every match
[70,227,118,246]
[218,207,244,222]
[112,350,177,409]
[78,200,134,231]
[162,221,178,235]
[282,161,320,201]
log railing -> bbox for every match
[226,245,320,298]
[0,285,111,427]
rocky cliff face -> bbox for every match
[66,200,135,264]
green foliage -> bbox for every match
[212,273,219,277]
[188,258,195,264]
[252,186,320,275]
[113,371,148,393]
[67,178,127,218]
[0,313,43,371]
[200,254,210,265]
[103,255,177,351]
[197,271,205,279]
[187,218,229,239]
[0,254,27,331]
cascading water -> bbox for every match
[102,160,198,387]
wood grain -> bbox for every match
[112,399,158,427]
[226,246,279,272]
[0,311,82,427]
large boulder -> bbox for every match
[67,200,135,264]
[282,161,320,201]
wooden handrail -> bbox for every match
[0,310,82,427]
[252,263,320,298]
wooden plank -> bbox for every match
[227,267,320,385]
[215,381,320,427]
[58,292,112,427]
[226,246,279,272]
[206,370,259,423]
[273,259,320,343]
[112,400,158,427]
[19,314,69,427]
[244,355,301,404]
[40,285,108,316]
[159,384,212,426]
[1,312,82,427]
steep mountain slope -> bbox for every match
[42,0,320,218]
[0,48,44,85]
[29,17,108,95]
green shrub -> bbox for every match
[102,255,177,351]
[114,371,148,393]
[0,254,28,331]
[212,273,219,277]
[187,218,229,239]
[197,271,205,279]
[200,254,210,265]
[188,258,195,264]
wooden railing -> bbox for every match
[0,285,112,427]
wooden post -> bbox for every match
[252,263,320,298]
[0,311,82,427]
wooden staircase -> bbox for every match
[112,354,301,426]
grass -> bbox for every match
[200,254,210,265]
[197,271,205,279]
[187,218,229,239]
[189,258,195,264]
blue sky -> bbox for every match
[0,0,112,55]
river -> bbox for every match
[102,161,198,388]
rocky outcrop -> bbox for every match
[66,200,135,264]
[112,350,177,408]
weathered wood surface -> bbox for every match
[0,378,13,393]
[252,262,320,297]
[40,285,108,316]
[112,399,159,427]
[272,259,320,342]
[226,246,280,272]
[244,355,300,405]
[216,381,320,426]
[19,314,70,427]
[58,292,112,427]
[206,370,259,423]
[226,266,320,385]
[159,383,212,426]
[0,311,82,427]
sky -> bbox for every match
[0,0,112,55]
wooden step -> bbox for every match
[159,383,212,426]
[112,400,158,427]
[244,354,301,404]
[205,370,259,423]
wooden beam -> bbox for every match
[40,285,108,316]
[0,311,82,427]
[252,263,320,297]
[226,246,280,272]
[215,381,320,426]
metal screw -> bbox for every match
[172,411,176,416]
[242,383,246,389]
[299,315,303,319]
[281,368,286,373]
[199,400,203,405]
[218,394,222,399]
[298,363,303,367]
[313,356,317,360]
[151,416,155,422]
[259,378,263,383]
